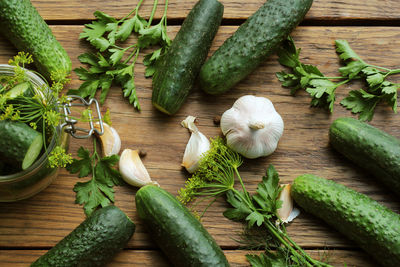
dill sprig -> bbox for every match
[178,137,331,267]
[0,52,72,168]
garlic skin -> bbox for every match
[277,184,300,223]
[94,122,121,156]
[181,116,211,173]
[119,149,159,187]
[221,95,284,159]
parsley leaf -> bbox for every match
[276,37,336,111]
[143,47,168,78]
[252,165,283,216]
[138,17,171,48]
[277,37,400,121]
[66,140,123,216]
[66,147,92,177]
[223,190,252,221]
[73,1,171,111]
[340,90,379,121]
[306,79,337,112]
[335,39,363,61]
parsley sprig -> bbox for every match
[70,0,171,111]
[277,37,400,121]
[178,138,331,267]
[66,138,123,216]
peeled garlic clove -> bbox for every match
[221,95,284,159]
[94,122,121,157]
[119,149,159,187]
[181,116,210,173]
[277,184,300,223]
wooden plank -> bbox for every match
[0,25,400,253]
[29,0,400,21]
[0,249,377,266]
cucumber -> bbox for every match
[330,117,400,195]
[152,0,224,115]
[199,0,313,95]
[0,0,71,79]
[291,174,400,267]
[135,185,229,267]
[5,82,34,99]
[0,120,43,170]
[31,205,135,267]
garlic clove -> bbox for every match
[277,184,300,223]
[181,116,210,173]
[221,95,284,159]
[119,149,159,187]
[94,122,121,157]
[182,131,210,173]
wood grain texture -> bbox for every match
[0,249,377,267]
[29,0,400,21]
[1,25,400,265]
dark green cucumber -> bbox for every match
[199,0,313,95]
[0,120,43,170]
[152,0,224,115]
[0,0,71,79]
[136,185,229,267]
[291,174,400,267]
[330,117,400,195]
[31,206,135,267]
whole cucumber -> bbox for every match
[292,174,400,267]
[136,185,229,267]
[31,206,135,267]
[152,0,224,115]
[199,0,313,94]
[330,117,400,195]
[0,0,71,79]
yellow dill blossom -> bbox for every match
[48,146,73,168]
[44,110,60,127]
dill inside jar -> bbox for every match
[0,53,71,201]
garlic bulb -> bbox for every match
[119,149,159,187]
[221,95,284,159]
[94,122,121,156]
[181,116,210,173]
[277,184,300,223]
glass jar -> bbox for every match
[0,64,70,202]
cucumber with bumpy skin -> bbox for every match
[152,0,224,115]
[0,0,71,79]
[292,174,400,267]
[136,185,229,267]
[199,0,313,95]
[31,206,135,267]
[329,117,400,195]
[0,120,43,170]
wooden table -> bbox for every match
[1,0,400,266]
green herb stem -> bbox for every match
[385,68,400,77]
[280,228,328,266]
[321,76,347,80]
[335,78,350,88]
[147,0,159,27]
[119,0,144,22]
[263,220,314,267]
[162,0,169,26]
[124,48,140,64]
[367,64,392,72]
[234,167,253,204]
